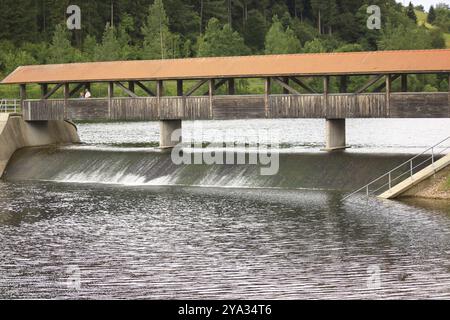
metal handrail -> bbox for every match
[342,136,450,200]
[0,99,19,113]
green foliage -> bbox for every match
[427,6,437,24]
[302,39,327,53]
[434,5,450,32]
[197,18,250,57]
[48,24,81,64]
[141,0,179,59]
[265,16,301,54]
[378,23,433,50]
[0,0,448,87]
[406,2,418,23]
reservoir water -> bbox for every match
[1,119,450,299]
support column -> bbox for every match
[128,81,135,93]
[324,119,348,151]
[209,79,214,118]
[177,80,183,96]
[323,76,330,117]
[282,77,290,94]
[340,76,348,93]
[40,84,48,99]
[20,84,27,109]
[228,79,235,95]
[264,77,271,118]
[159,119,182,149]
[63,83,70,119]
[401,74,407,92]
[108,82,114,119]
[386,75,391,117]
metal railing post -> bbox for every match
[388,172,392,189]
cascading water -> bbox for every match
[3,145,432,191]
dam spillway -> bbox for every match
[4,146,432,192]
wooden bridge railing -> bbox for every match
[22,92,450,121]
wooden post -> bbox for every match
[340,76,348,93]
[128,81,135,93]
[386,75,391,117]
[401,74,407,92]
[157,80,164,118]
[108,82,114,119]
[20,84,27,110]
[176,80,183,97]
[265,77,271,118]
[282,77,290,94]
[63,83,70,119]
[156,80,164,97]
[209,79,215,118]
[40,84,48,99]
[228,78,235,95]
[323,76,330,117]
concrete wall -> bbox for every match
[0,114,80,177]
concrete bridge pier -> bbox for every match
[159,119,182,149]
[324,119,348,151]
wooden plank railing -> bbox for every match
[22,92,450,121]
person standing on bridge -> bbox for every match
[84,88,92,99]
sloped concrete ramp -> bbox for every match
[0,114,80,177]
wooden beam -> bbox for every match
[20,84,27,108]
[228,79,235,95]
[264,77,271,117]
[273,77,301,95]
[401,74,408,92]
[209,79,214,117]
[282,76,290,94]
[373,74,400,92]
[63,83,70,99]
[40,84,48,98]
[43,83,63,99]
[289,77,317,94]
[386,75,391,116]
[69,83,85,97]
[340,76,348,93]
[156,80,164,98]
[135,81,155,96]
[202,78,228,95]
[354,75,384,94]
[115,81,138,98]
[184,79,208,96]
[108,82,114,98]
[128,81,135,93]
[323,76,330,117]
[177,80,183,96]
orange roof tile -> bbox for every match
[2,49,450,84]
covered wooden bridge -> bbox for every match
[1,49,450,149]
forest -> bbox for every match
[0,0,449,97]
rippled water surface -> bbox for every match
[1,119,450,299]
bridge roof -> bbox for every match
[2,49,450,84]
